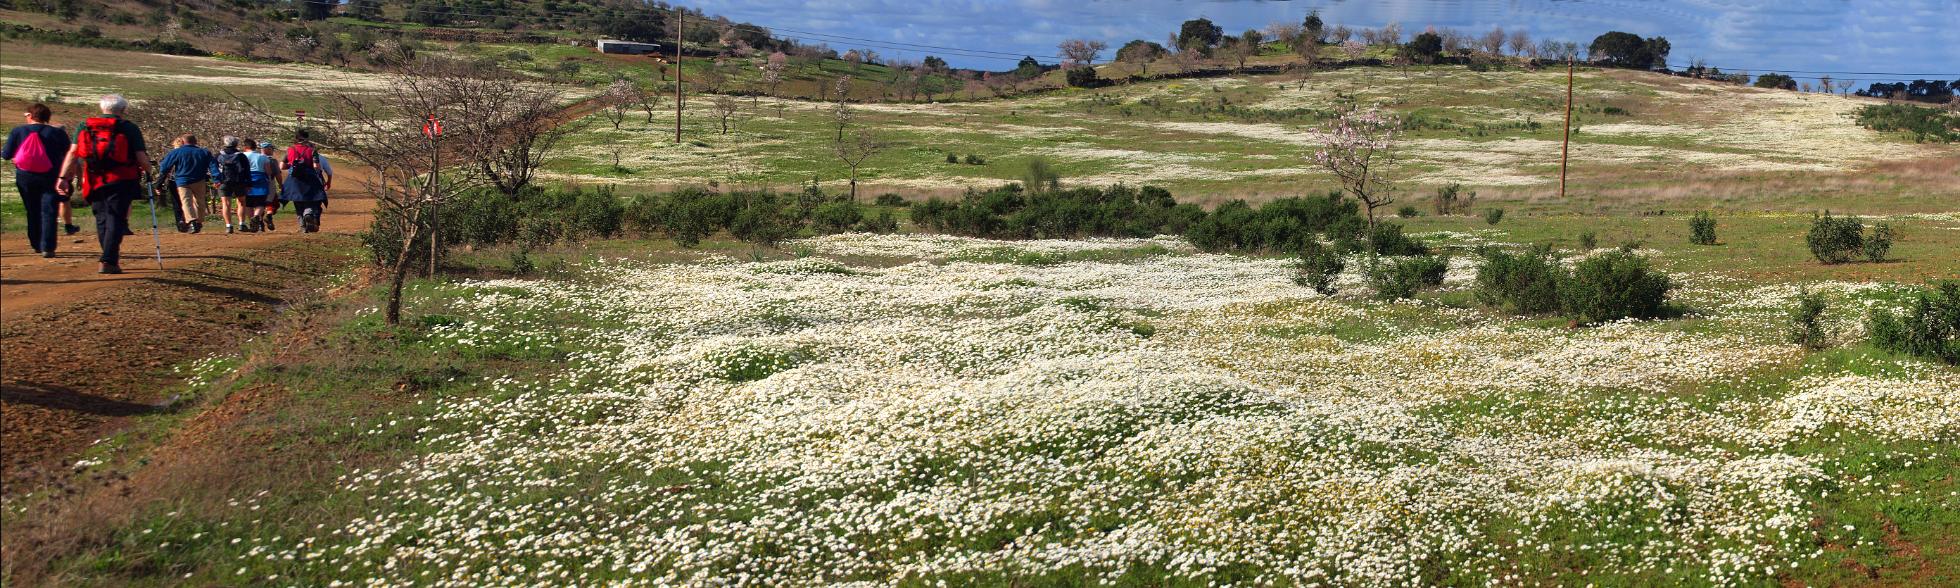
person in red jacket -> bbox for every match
[54,95,149,274]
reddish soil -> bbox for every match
[0,185,369,495]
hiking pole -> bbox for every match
[145,175,164,270]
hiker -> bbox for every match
[212,136,252,233]
[53,94,148,274]
[280,130,331,233]
[156,133,216,233]
[3,103,72,258]
[245,140,282,232]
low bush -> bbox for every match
[1397,205,1420,218]
[1578,231,1598,250]
[1787,288,1830,349]
[1474,245,1564,315]
[1434,183,1476,215]
[945,153,959,164]
[1559,249,1673,323]
[873,194,909,207]
[857,209,899,234]
[1689,211,1717,245]
[1359,222,1430,256]
[1864,222,1893,262]
[1852,103,1960,143]
[1484,208,1505,225]
[1292,239,1344,295]
[1367,254,1449,300]
[1865,281,1959,364]
[1806,212,1864,264]
[812,201,865,234]
[964,154,986,165]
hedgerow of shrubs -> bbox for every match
[912,184,1206,241]
[1865,281,1960,365]
[1852,103,1960,143]
[1472,246,1675,323]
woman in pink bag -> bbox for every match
[2,103,72,258]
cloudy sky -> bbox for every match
[689,0,1959,84]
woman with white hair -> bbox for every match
[55,94,149,274]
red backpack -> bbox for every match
[9,126,52,173]
[74,117,140,197]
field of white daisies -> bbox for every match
[170,230,1949,587]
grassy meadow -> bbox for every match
[2,32,1957,588]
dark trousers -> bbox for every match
[292,200,324,230]
[15,175,60,253]
[90,182,139,264]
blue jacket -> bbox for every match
[156,145,218,185]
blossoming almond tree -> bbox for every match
[1311,107,1401,227]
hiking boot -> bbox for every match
[263,217,276,231]
[226,224,235,234]
[191,221,203,234]
[99,263,122,275]
[176,222,190,233]
[42,250,56,258]
[64,223,79,235]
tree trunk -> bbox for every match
[386,221,421,326]
[849,175,858,201]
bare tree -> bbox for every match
[635,84,662,123]
[1342,40,1367,61]
[1507,29,1532,57]
[1330,25,1353,44]
[1057,39,1109,66]
[449,74,578,197]
[600,80,633,130]
[1379,22,1402,46]
[1265,22,1302,51]
[833,130,889,201]
[1228,30,1262,70]
[1480,27,1506,56]
[710,94,741,134]
[242,57,510,324]
[697,58,729,93]
[136,92,277,148]
[1311,107,1401,227]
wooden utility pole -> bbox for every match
[1559,57,1574,199]
[674,11,684,144]
[427,118,440,276]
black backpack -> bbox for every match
[218,151,251,184]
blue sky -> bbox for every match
[688,0,1960,84]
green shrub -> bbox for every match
[507,250,535,275]
[1688,211,1717,245]
[1806,212,1864,264]
[1864,222,1893,262]
[1433,183,1475,215]
[945,152,959,164]
[569,187,625,240]
[1065,66,1097,88]
[1787,287,1830,349]
[857,209,899,234]
[1559,250,1673,323]
[730,199,795,246]
[1483,208,1505,225]
[812,200,865,234]
[1364,222,1430,256]
[1022,158,1061,193]
[1396,205,1419,218]
[873,193,908,207]
[1578,231,1597,250]
[1865,281,1960,364]
[1852,103,1960,143]
[1292,239,1344,295]
[1367,254,1449,300]
[964,154,985,165]
[1474,245,1565,315]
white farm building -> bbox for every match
[596,39,662,55]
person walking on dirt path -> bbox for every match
[213,136,252,233]
[3,103,72,258]
[245,140,281,232]
[280,130,330,233]
[156,133,216,234]
[53,94,148,275]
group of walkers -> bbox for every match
[3,96,333,274]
